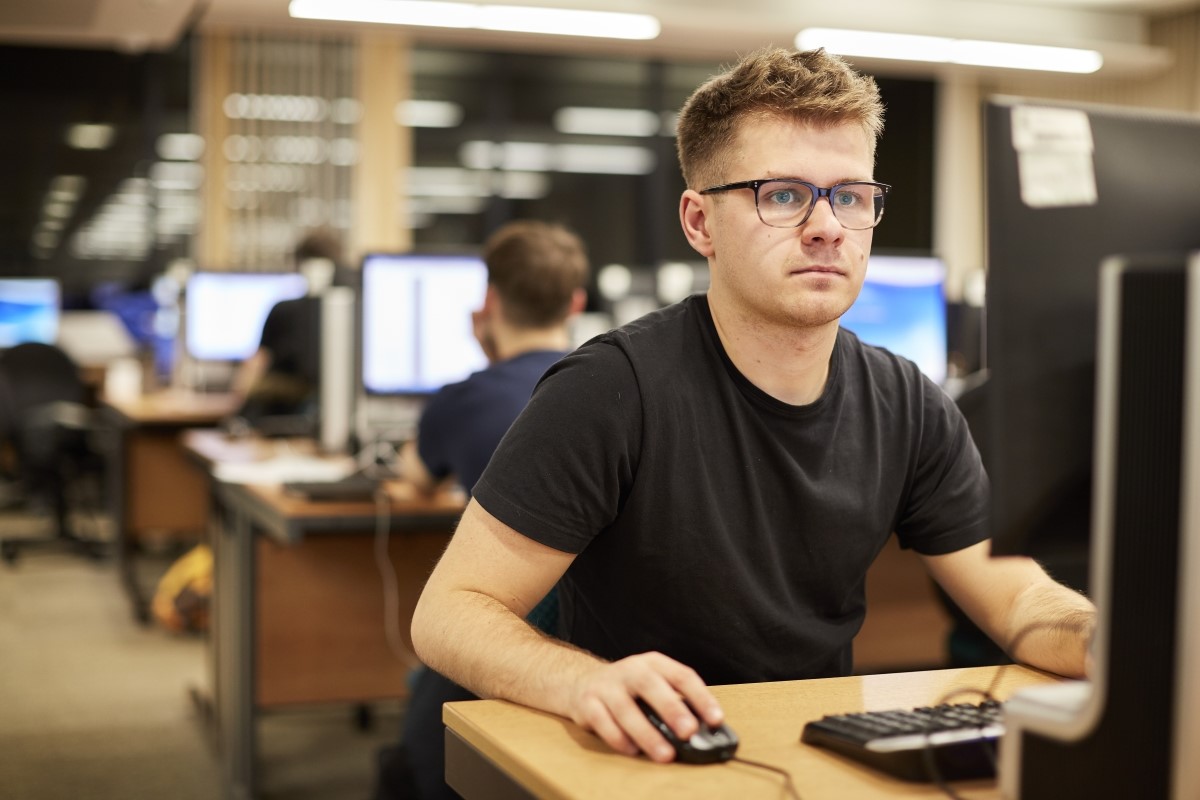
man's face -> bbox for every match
[699,115,876,331]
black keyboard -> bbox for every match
[801,699,1004,782]
[282,473,382,502]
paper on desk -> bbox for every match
[213,455,356,485]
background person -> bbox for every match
[373,219,590,800]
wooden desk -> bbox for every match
[444,665,1058,800]
[102,390,240,622]
[182,430,464,800]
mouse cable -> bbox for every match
[373,488,421,670]
[729,755,803,800]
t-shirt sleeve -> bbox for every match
[257,302,284,353]
[472,341,641,554]
[894,377,991,556]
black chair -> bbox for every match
[0,342,108,564]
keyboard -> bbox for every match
[801,699,1004,782]
[282,473,382,502]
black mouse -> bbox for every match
[636,698,739,764]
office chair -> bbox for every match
[0,342,108,564]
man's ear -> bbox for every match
[568,288,587,316]
[679,189,715,258]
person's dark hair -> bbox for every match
[676,47,885,190]
[293,227,344,266]
[483,220,589,328]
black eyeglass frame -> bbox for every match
[699,179,891,230]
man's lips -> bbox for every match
[789,265,845,276]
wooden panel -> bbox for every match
[352,32,411,256]
[195,33,233,269]
[854,536,951,674]
[125,430,210,537]
[255,528,451,707]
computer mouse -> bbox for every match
[636,698,739,764]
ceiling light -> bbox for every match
[796,28,1102,74]
[554,107,660,137]
[289,0,660,40]
[460,140,656,175]
[156,133,206,161]
[66,123,116,150]
[397,99,464,128]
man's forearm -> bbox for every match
[1004,581,1096,678]
[412,586,605,718]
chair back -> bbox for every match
[0,342,86,420]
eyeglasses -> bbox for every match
[699,179,891,230]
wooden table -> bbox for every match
[182,429,465,800]
[444,665,1058,800]
[101,390,240,622]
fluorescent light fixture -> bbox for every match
[554,107,659,137]
[796,28,1102,74]
[156,133,206,161]
[396,99,464,128]
[460,140,656,175]
[66,123,115,150]
[289,0,660,40]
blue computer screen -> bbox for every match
[0,278,60,348]
[361,253,489,395]
[185,272,309,361]
[840,254,947,385]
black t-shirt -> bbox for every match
[473,294,988,685]
[258,296,320,387]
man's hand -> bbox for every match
[567,651,724,763]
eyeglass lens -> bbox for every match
[756,181,883,229]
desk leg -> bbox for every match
[106,423,150,624]
[215,492,257,800]
[444,729,534,800]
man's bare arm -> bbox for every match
[411,499,724,762]
[921,540,1095,678]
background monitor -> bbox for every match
[184,271,308,361]
[839,254,947,385]
[0,278,60,348]
[360,253,489,396]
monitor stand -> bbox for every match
[998,254,1200,799]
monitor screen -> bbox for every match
[185,272,308,361]
[0,278,60,348]
[361,253,489,395]
[840,254,947,385]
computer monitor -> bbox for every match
[184,271,308,361]
[0,278,60,348]
[360,253,489,396]
[839,254,947,385]
[984,97,1200,798]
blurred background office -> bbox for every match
[2,0,1200,798]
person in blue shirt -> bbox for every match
[374,219,590,800]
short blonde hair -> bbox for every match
[676,48,885,189]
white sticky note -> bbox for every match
[1011,105,1098,208]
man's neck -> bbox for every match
[492,326,570,362]
[706,294,839,407]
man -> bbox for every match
[232,228,343,422]
[410,47,1096,766]
[375,219,589,800]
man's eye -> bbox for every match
[765,188,803,205]
[834,191,862,207]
